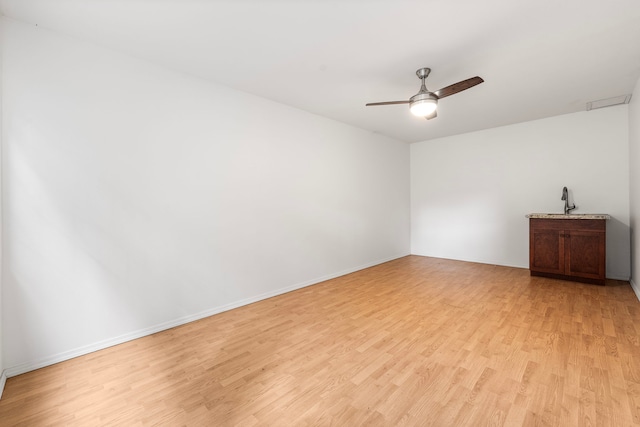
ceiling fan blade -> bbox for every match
[366,100,410,106]
[424,110,437,120]
[434,76,484,99]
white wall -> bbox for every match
[630,77,640,295]
[411,107,630,279]
[1,19,410,375]
[0,15,5,398]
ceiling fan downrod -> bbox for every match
[410,68,437,116]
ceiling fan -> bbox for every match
[366,68,484,120]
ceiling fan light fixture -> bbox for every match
[365,67,483,121]
[409,94,438,117]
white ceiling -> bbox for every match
[2,0,640,143]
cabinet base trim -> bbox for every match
[530,270,605,286]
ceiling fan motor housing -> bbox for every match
[410,92,438,104]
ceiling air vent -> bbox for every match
[586,94,632,111]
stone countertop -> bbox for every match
[526,213,611,220]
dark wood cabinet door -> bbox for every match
[565,230,605,280]
[530,227,564,275]
[529,218,606,285]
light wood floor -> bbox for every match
[1,255,639,426]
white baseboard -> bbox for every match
[4,253,409,379]
[630,278,640,302]
[0,369,7,399]
[607,275,632,281]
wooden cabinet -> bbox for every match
[529,218,606,285]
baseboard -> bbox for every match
[0,369,7,399]
[4,253,410,379]
[607,275,632,281]
[631,278,640,302]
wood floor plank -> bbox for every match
[1,255,640,426]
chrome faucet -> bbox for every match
[561,186,576,214]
